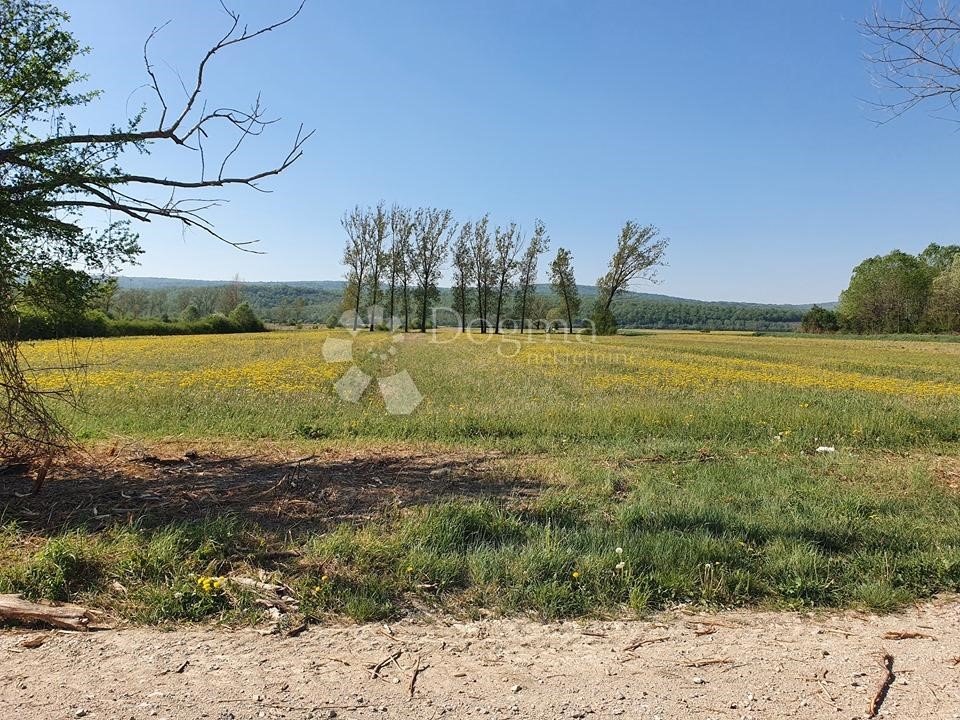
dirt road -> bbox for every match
[3,600,959,719]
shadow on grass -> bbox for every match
[0,447,541,537]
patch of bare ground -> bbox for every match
[2,599,960,719]
[933,456,960,494]
[0,442,539,535]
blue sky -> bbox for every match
[59,0,959,303]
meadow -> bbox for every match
[4,329,960,623]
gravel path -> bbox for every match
[3,600,959,719]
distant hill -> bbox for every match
[117,277,347,292]
[113,276,836,330]
[119,277,834,309]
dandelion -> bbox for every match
[572,571,580,579]
[406,566,414,574]
[321,575,329,582]
[615,547,623,555]
[615,561,625,570]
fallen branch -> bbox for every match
[623,636,670,652]
[867,653,895,718]
[883,630,936,640]
[684,657,731,668]
[0,594,97,631]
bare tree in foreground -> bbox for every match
[863,1,960,121]
[1,0,310,480]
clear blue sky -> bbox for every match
[59,0,959,304]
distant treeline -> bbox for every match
[107,280,806,331]
[802,244,960,334]
[15,268,266,340]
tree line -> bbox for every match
[802,244,960,334]
[340,204,668,335]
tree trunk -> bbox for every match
[459,283,467,332]
[369,284,378,332]
[420,292,428,333]
[353,279,362,332]
[402,280,409,333]
[388,270,396,332]
[604,290,615,312]
[519,280,529,334]
[494,278,506,334]
[564,290,573,332]
[476,284,486,333]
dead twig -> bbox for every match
[867,653,895,718]
[623,636,670,652]
[285,622,308,638]
[684,657,731,668]
[883,630,936,640]
[370,651,402,679]
[409,656,429,699]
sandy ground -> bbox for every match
[2,601,960,720]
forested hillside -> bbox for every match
[112,277,821,331]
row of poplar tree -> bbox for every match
[341,203,668,334]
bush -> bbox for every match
[180,304,201,323]
[590,306,617,336]
[228,302,265,332]
[801,305,839,333]
[16,310,267,340]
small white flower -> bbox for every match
[615,547,623,555]
[615,561,626,570]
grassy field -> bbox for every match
[4,329,960,623]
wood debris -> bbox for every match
[20,634,51,649]
[684,657,731,668]
[867,653,895,718]
[0,594,97,631]
[408,656,429,698]
[623,636,670,652]
[370,651,402,679]
[883,630,936,640]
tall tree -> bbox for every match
[491,223,520,333]
[451,221,474,332]
[388,205,412,331]
[919,243,960,273]
[593,222,668,335]
[837,250,933,333]
[0,0,308,473]
[365,201,389,331]
[389,207,415,332]
[549,247,580,332]
[928,256,960,332]
[410,208,454,333]
[470,215,494,333]
[341,206,370,331]
[516,219,549,333]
